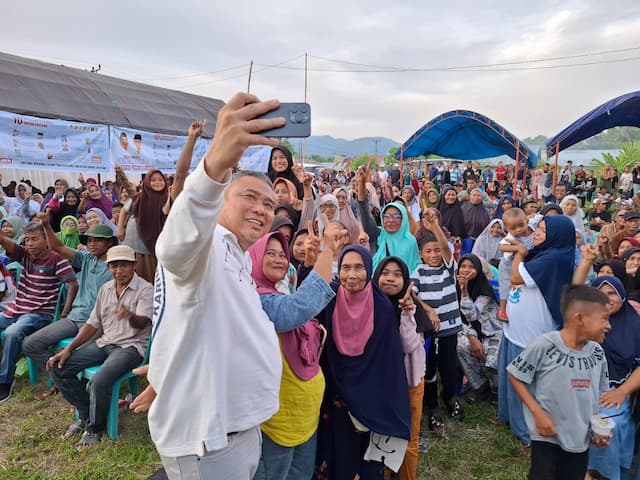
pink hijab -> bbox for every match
[333,187,361,244]
[249,231,322,380]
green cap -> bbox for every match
[79,224,116,244]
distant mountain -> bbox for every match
[288,135,400,159]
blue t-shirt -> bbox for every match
[67,251,113,323]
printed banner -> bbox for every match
[238,145,273,172]
[0,110,110,173]
[109,126,209,174]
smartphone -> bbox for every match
[257,102,311,138]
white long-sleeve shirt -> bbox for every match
[147,162,282,458]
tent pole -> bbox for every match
[514,142,520,204]
[552,143,559,191]
[400,146,404,186]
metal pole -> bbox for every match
[400,146,404,186]
[514,142,521,203]
[247,61,253,93]
[552,143,560,191]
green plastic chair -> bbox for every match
[79,340,151,439]
[25,284,67,384]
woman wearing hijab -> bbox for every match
[0,216,25,255]
[560,194,586,236]
[462,188,490,238]
[57,215,81,250]
[374,256,433,480]
[492,194,513,220]
[472,219,504,262]
[455,254,503,402]
[274,204,300,231]
[312,245,411,479]
[419,188,439,213]
[86,208,118,236]
[47,188,80,232]
[40,178,69,212]
[118,169,170,283]
[78,179,113,218]
[497,215,576,446]
[273,177,303,229]
[267,145,304,200]
[401,186,420,222]
[584,276,640,480]
[2,182,40,224]
[436,186,466,240]
[333,187,361,244]
[615,237,640,259]
[248,230,338,480]
[300,194,340,239]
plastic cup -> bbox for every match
[590,414,615,440]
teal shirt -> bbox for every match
[67,251,112,323]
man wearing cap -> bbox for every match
[23,215,116,399]
[587,199,611,233]
[609,210,640,254]
[47,245,152,449]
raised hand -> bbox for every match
[421,209,438,232]
[321,213,347,255]
[188,120,206,139]
[398,282,415,311]
[304,220,321,267]
[581,244,598,262]
[357,222,369,248]
[292,163,305,183]
[36,212,50,228]
[457,274,469,293]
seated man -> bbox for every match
[23,215,116,399]
[0,221,78,402]
[47,245,152,449]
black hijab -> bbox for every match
[49,188,80,232]
[274,203,300,231]
[457,253,497,339]
[436,186,466,238]
[373,256,433,334]
[267,145,304,199]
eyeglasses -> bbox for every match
[319,204,337,211]
[383,213,402,220]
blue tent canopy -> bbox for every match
[546,90,640,157]
[395,110,536,168]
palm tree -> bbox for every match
[591,141,640,173]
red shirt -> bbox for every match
[4,246,75,317]
[495,166,506,181]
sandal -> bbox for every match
[428,414,444,434]
[448,399,465,421]
[34,386,58,401]
[61,419,86,440]
[75,431,101,451]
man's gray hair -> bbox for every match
[24,221,45,236]
[222,170,274,200]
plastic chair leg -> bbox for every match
[27,357,39,384]
[107,378,124,439]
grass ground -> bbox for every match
[0,379,529,479]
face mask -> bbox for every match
[61,226,77,236]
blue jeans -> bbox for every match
[497,335,530,445]
[0,311,52,384]
[254,432,317,480]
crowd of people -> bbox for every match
[0,93,638,480]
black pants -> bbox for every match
[424,333,459,412]
[528,441,588,480]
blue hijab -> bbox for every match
[525,215,575,328]
[320,245,411,439]
[372,202,421,273]
[591,276,640,385]
[492,194,513,220]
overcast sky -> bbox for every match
[2,1,639,143]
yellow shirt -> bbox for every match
[261,349,325,447]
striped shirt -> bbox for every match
[411,257,463,337]
[4,246,76,317]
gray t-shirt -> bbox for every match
[507,331,609,452]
